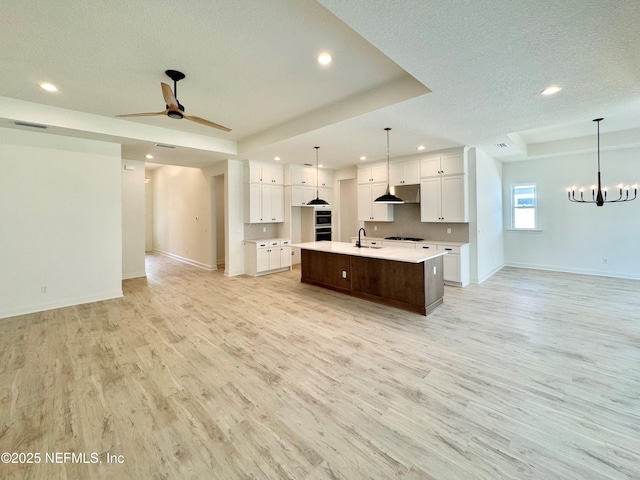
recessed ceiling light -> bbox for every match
[40,82,58,92]
[541,85,561,95]
[274,156,281,161]
[360,156,367,161]
[417,145,426,151]
[145,154,154,159]
[317,53,332,65]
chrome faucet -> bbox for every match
[356,227,366,248]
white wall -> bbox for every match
[152,165,213,270]
[0,128,122,319]
[468,148,504,283]
[122,159,146,279]
[145,171,154,251]
[503,147,640,279]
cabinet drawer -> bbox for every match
[416,243,437,251]
[437,245,461,254]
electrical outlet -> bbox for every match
[433,266,436,275]
[603,258,608,264]
[41,285,47,293]
[263,227,266,232]
[342,270,347,279]
[447,228,451,234]
[374,226,377,231]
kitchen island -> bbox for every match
[292,241,446,316]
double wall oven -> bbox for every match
[314,209,332,241]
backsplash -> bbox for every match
[244,223,282,240]
[363,204,469,243]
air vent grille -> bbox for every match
[154,143,176,149]
[495,143,509,148]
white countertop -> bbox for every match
[292,241,446,263]
[350,236,469,247]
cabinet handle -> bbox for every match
[422,246,430,249]
[445,248,452,251]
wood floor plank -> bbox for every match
[1,255,639,479]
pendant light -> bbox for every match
[567,118,637,206]
[374,127,404,204]
[307,146,329,206]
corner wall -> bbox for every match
[122,159,146,279]
[0,128,122,319]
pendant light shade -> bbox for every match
[374,127,404,204]
[307,146,329,206]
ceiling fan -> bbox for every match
[116,70,231,132]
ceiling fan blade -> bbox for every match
[183,113,232,132]
[161,82,179,110]
[116,110,168,118]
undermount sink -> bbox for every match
[354,245,383,249]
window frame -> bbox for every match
[510,183,538,230]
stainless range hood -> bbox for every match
[389,184,420,204]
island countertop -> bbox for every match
[291,241,446,263]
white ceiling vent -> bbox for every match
[154,143,176,149]
[495,142,509,148]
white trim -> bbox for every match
[122,271,147,280]
[0,290,123,320]
[153,249,215,271]
[505,228,543,232]
[475,264,504,284]
[504,262,640,281]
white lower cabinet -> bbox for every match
[436,244,469,287]
[245,239,291,276]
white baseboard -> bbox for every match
[122,270,146,280]
[504,262,640,281]
[0,289,123,320]
[153,249,215,271]
[475,264,505,284]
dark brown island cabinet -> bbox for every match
[294,242,446,316]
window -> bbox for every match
[511,183,537,229]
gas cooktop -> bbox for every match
[385,236,424,242]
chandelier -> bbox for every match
[567,118,637,206]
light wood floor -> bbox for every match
[1,254,639,479]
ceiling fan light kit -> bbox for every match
[567,118,637,206]
[116,70,231,132]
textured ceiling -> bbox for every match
[1,0,640,168]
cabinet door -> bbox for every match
[248,165,263,183]
[248,183,263,222]
[370,183,393,221]
[256,248,269,272]
[302,167,315,186]
[318,187,332,205]
[357,184,372,220]
[291,185,305,206]
[357,166,372,184]
[268,247,280,269]
[440,175,467,222]
[388,163,402,186]
[371,163,388,183]
[420,177,442,222]
[420,155,441,177]
[262,184,284,222]
[271,185,284,222]
[318,169,333,187]
[440,152,465,175]
[442,253,461,282]
[280,246,291,268]
[402,160,420,184]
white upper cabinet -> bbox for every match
[420,150,467,177]
[287,164,315,186]
[388,159,420,185]
[420,175,468,223]
[357,183,394,222]
[318,168,333,187]
[246,160,284,184]
[357,162,388,184]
